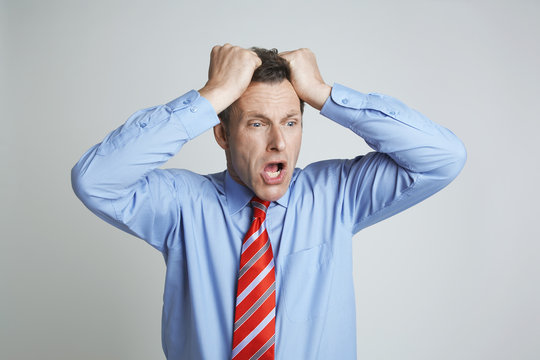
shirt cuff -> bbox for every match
[321,83,404,128]
[320,83,366,129]
[166,90,220,139]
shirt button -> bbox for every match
[190,106,198,113]
[183,99,191,105]
[341,98,349,104]
[140,123,147,128]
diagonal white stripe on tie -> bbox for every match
[236,259,274,304]
[232,308,275,358]
[241,221,266,254]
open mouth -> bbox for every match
[262,162,286,184]
[264,162,283,178]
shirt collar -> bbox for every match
[224,170,291,215]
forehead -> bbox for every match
[233,80,301,120]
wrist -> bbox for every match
[199,81,248,114]
[305,83,332,111]
[199,86,229,114]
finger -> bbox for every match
[279,51,299,66]
[211,45,222,55]
[251,52,263,67]
[242,49,260,67]
[278,50,295,60]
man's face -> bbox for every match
[215,80,303,202]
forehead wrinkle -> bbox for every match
[234,81,301,122]
[242,110,301,121]
[243,111,271,121]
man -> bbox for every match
[72,44,466,359]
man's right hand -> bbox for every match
[199,44,262,114]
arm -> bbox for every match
[281,49,467,233]
[71,91,219,251]
[321,84,466,233]
[71,44,261,251]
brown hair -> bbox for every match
[218,47,304,126]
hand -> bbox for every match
[199,44,262,114]
[279,48,331,111]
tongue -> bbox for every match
[264,163,279,172]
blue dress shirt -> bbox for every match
[72,83,466,359]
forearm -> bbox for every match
[321,83,466,178]
[71,90,218,211]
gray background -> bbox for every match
[2,0,539,359]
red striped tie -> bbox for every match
[232,197,276,360]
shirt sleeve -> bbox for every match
[71,90,219,252]
[320,83,467,234]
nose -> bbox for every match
[267,125,286,152]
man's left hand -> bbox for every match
[279,48,331,111]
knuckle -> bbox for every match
[239,49,252,59]
[232,46,245,56]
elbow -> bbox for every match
[71,145,102,206]
[71,162,92,205]
[71,145,124,225]
[436,136,467,183]
[449,137,467,178]
[71,161,118,223]
[71,160,106,212]
[71,162,124,228]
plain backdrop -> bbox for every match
[2,0,539,359]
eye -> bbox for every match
[250,122,262,128]
[286,120,296,127]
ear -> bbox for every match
[213,121,229,150]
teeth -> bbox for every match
[266,169,281,178]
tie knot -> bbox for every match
[251,197,270,219]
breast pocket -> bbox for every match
[279,242,334,323]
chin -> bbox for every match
[255,186,287,202]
